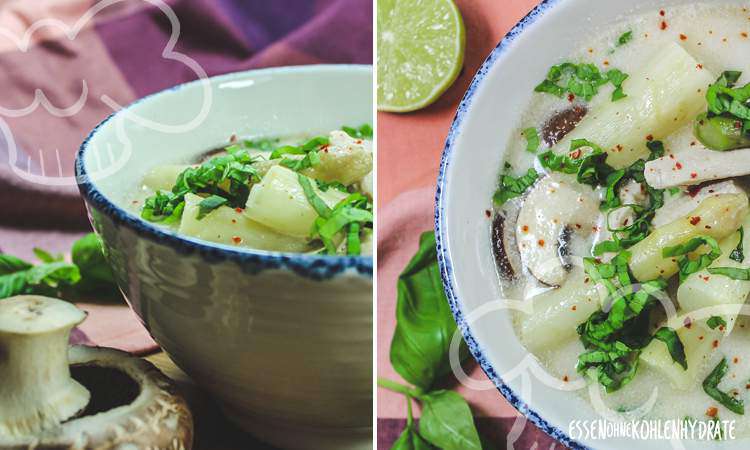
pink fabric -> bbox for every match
[376,0,540,419]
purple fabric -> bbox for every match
[378,418,563,449]
[0,0,373,228]
[94,0,373,96]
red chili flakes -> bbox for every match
[679,33,688,41]
[603,60,610,66]
[719,325,725,332]
[675,162,683,170]
[584,277,590,283]
[669,153,675,159]
[646,134,654,141]
[722,37,728,43]
[563,375,569,382]
[712,340,720,348]
[706,407,718,417]
[690,216,701,225]
[690,172,698,179]
[538,239,546,247]
[743,32,749,38]
[571,305,577,311]
[660,21,668,30]
[575,223,582,229]
[355,140,363,144]
[235,207,243,213]
[570,149,582,159]
[568,93,575,102]
[684,317,693,329]
[485,210,491,218]
[232,236,242,244]
[699,335,705,341]
[231,219,237,224]
[659,9,666,16]
[746,383,750,389]
[690,141,697,146]
[587,48,593,54]
[521,225,529,233]
[734,357,740,364]
[696,64,704,70]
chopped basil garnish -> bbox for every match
[297,174,372,256]
[593,141,666,254]
[662,236,722,282]
[707,316,727,330]
[576,252,679,392]
[141,144,258,223]
[196,195,228,219]
[731,227,745,262]
[342,124,373,139]
[708,266,750,280]
[522,127,540,153]
[616,30,633,47]
[696,71,750,150]
[534,62,629,102]
[703,358,745,415]
[492,168,539,206]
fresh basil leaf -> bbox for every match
[26,262,80,287]
[71,233,116,292]
[0,271,28,298]
[653,327,687,369]
[390,232,469,391]
[731,227,745,262]
[522,127,540,153]
[703,358,745,415]
[33,248,61,263]
[708,266,750,280]
[707,316,727,330]
[492,168,538,206]
[392,424,435,450]
[418,390,482,450]
[196,195,228,220]
[0,254,32,275]
[316,179,348,192]
[663,236,722,282]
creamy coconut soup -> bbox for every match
[491,3,750,435]
[132,126,373,255]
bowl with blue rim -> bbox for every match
[75,65,373,450]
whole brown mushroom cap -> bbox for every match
[0,296,193,450]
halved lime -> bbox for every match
[377,0,466,112]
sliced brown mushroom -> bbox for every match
[541,105,588,146]
[515,174,599,286]
[491,200,523,280]
[0,296,193,450]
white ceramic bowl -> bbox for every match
[75,65,373,450]
[435,2,747,449]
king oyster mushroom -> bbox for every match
[644,147,750,189]
[0,295,193,450]
[515,173,599,286]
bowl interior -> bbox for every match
[80,65,372,215]
[437,1,745,449]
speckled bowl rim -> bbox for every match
[434,1,589,449]
[76,64,373,281]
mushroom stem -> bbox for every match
[0,296,90,438]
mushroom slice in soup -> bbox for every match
[492,200,523,280]
[645,147,750,189]
[515,174,599,287]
